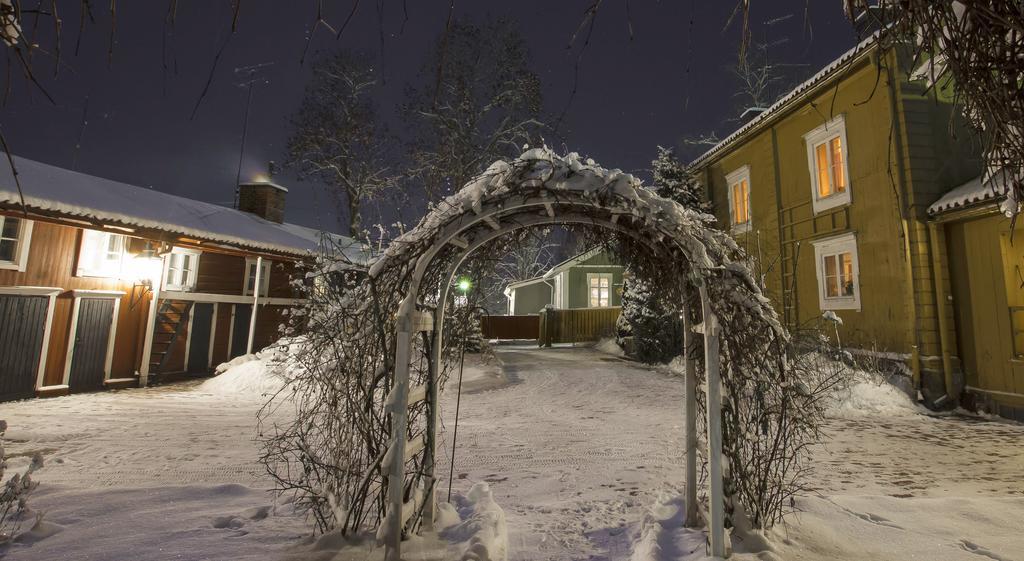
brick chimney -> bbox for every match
[237,162,287,223]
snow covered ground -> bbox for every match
[1,345,1022,560]
[0,354,314,561]
[440,345,1024,561]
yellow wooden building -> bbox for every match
[690,35,1022,419]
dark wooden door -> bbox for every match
[230,304,252,359]
[0,295,48,401]
[187,303,214,373]
[69,298,114,392]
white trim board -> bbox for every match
[0,286,62,296]
[183,304,196,371]
[161,290,304,306]
[208,302,219,368]
[33,289,61,391]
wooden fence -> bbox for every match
[481,315,540,340]
[538,307,621,346]
[480,308,622,344]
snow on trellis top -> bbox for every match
[366,147,783,337]
[0,155,363,259]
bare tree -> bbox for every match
[479,228,557,313]
[405,18,544,203]
[286,50,396,237]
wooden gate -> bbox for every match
[69,298,115,392]
[539,307,621,345]
[481,315,539,340]
[0,295,48,401]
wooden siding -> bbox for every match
[510,282,551,315]
[195,252,299,298]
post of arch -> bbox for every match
[682,287,699,527]
[699,282,726,557]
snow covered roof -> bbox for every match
[505,275,548,291]
[0,155,363,260]
[928,175,1007,216]
[690,32,880,168]
[542,246,622,279]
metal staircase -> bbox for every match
[147,300,193,379]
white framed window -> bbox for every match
[725,166,751,234]
[164,248,200,291]
[587,273,612,308]
[812,233,861,311]
[804,115,852,213]
[243,258,271,297]
[0,216,32,272]
[77,229,127,278]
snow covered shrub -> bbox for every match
[0,421,43,543]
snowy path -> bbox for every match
[438,346,1024,561]
[0,381,309,561]
[438,346,689,560]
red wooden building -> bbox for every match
[0,156,361,401]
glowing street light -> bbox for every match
[456,277,472,293]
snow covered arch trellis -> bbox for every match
[367,148,788,560]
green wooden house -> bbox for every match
[503,248,624,315]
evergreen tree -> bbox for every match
[651,145,709,212]
[618,270,681,364]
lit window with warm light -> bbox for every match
[77,229,127,278]
[587,273,612,308]
[804,115,852,213]
[725,165,751,234]
[813,233,861,311]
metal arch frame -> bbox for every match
[383,196,728,559]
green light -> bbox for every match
[457,278,472,292]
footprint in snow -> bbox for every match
[850,511,903,529]
[958,539,1012,561]
[212,515,246,530]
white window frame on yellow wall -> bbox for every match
[812,232,861,311]
[804,115,852,214]
[725,165,751,234]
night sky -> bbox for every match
[2,1,857,233]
